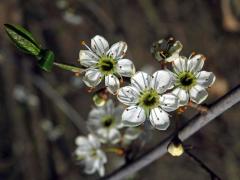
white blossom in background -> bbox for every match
[79,35,135,94]
[63,11,82,25]
[117,71,179,130]
[87,100,123,144]
[121,127,142,146]
[13,85,39,107]
[75,134,107,177]
[170,54,216,106]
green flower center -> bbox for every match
[101,115,115,128]
[177,72,196,89]
[98,56,116,75]
[138,89,160,110]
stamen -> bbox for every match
[81,40,97,56]
[115,71,123,84]
[189,51,196,59]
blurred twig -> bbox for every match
[32,75,87,134]
[138,0,168,36]
[101,84,240,180]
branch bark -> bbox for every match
[102,84,240,180]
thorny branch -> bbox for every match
[101,84,240,180]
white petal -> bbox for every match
[117,86,139,106]
[196,71,216,88]
[105,74,120,94]
[116,59,135,77]
[123,127,141,140]
[107,41,127,59]
[75,136,91,149]
[96,149,107,163]
[151,70,173,94]
[103,99,114,115]
[122,106,146,127]
[173,56,188,73]
[88,134,101,148]
[84,157,96,174]
[187,54,205,73]
[149,108,170,130]
[97,129,108,143]
[108,129,121,144]
[91,35,109,56]
[75,147,88,157]
[98,165,105,177]
[113,105,124,127]
[189,84,208,104]
[131,71,151,91]
[160,93,179,112]
[172,88,189,106]
[88,108,106,122]
[79,50,98,67]
[82,69,103,87]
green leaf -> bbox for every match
[38,49,55,72]
[4,24,41,56]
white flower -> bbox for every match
[87,100,123,144]
[79,35,135,94]
[75,134,107,177]
[151,38,182,62]
[171,54,216,106]
[117,71,179,130]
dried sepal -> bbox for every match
[151,37,182,62]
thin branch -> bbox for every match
[101,84,240,180]
[184,150,221,180]
[33,75,87,134]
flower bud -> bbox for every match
[93,93,106,107]
[167,136,184,157]
[92,88,109,107]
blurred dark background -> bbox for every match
[0,0,240,179]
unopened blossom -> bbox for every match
[171,54,216,106]
[75,134,107,176]
[117,71,179,130]
[87,100,123,144]
[151,37,182,62]
[79,35,135,94]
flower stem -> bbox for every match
[53,62,83,74]
[104,147,125,156]
[188,101,208,113]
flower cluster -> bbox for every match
[75,35,215,176]
[74,100,141,176]
[2,24,218,178]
